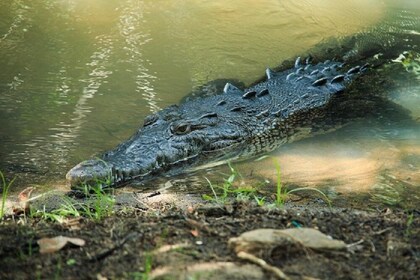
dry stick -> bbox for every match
[372,227,393,235]
[237,251,290,280]
[88,232,139,262]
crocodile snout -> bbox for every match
[66,159,113,188]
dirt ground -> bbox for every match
[0,190,419,280]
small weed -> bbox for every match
[78,183,115,220]
[273,159,284,205]
[32,182,115,222]
[405,212,414,237]
[272,159,331,207]
[254,195,266,206]
[129,254,153,280]
[0,171,16,219]
[203,162,265,204]
[66,258,76,266]
[54,256,62,280]
[204,160,331,207]
[142,253,153,280]
[35,197,81,223]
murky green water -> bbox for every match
[1,0,419,208]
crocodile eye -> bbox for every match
[171,124,191,135]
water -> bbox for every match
[0,0,419,208]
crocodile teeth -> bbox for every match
[312,77,328,86]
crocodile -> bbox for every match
[65,8,419,189]
[66,55,377,189]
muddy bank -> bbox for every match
[1,197,418,280]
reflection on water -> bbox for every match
[0,0,419,208]
[118,0,159,113]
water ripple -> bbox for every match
[118,0,159,113]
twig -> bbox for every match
[88,232,139,262]
[237,251,290,280]
[346,239,364,248]
[372,227,392,236]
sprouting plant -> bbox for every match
[142,253,153,280]
[128,253,153,280]
[203,162,265,204]
[54,256,62,280]
[272,159,331,207]
[33,181,115,222]
[65,178,115,220]
[34,196,81,223]
[0,171,16,219]
[273,159,283,206]
[85,183,115,220]
[204,160,330,207]
[254,195,266,206]
[405,212,414,237]
[203,162,239,203]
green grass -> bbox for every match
[0,171,16,219]
[78,183,115,220]
[273,159,331,207]
[273,159,331,206]
[142,253,153,280]
[204,160,331,207]
[32,182,115,222]
[405,212,414,237]
[203,162,264,204]
[273,159,283,205]
[254,195,266,206]
[34,196,81,223]
[129,253,153,280]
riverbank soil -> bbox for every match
[0,192,418,280]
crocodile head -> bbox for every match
[66,102,247,189]
[67,56,366,189]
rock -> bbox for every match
[229,228,347,256]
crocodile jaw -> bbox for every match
[66,159,114,188]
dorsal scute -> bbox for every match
[223,83,243,94]
[266,68,275,80]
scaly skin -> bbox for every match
[66,57,368,188]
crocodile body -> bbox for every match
[66,57,370,188]
[65,8,419,189]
